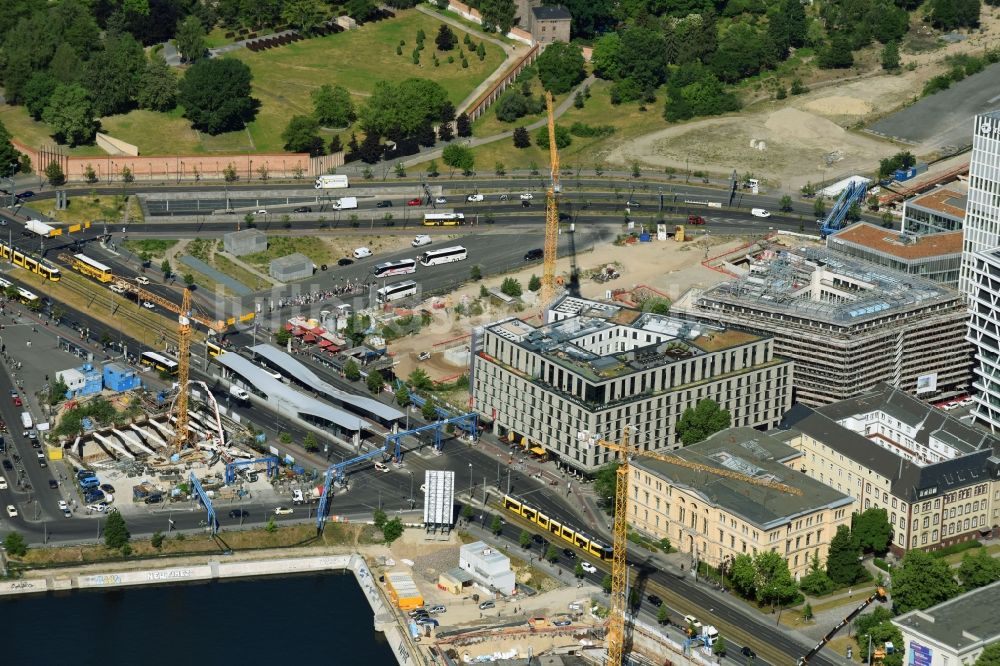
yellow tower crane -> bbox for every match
[540,90,560,305]
[172,286,193,451]
[586,429,803,666]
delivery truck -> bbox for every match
[315,175,349,189]
[24,219,55,237]
[334,196,358,210]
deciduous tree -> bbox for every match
[137,53,178,111]
[312,84,356,127]
[480,0,516,33]
[594,462,619,513]
[826,525,865,585]
[43,84,97,146]
[282,0,326,34]
[891,550,960,613]
[175,15,207,63]
[104,509,131,550]
[676,399,730,446]
[853,508,893,554]
[536,42,585,94]
[442,144,475,172]
[957,547,1000,591]
[282,115,325,155]
[179,59,257,134]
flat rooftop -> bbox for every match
[487,296,766,381]
[907,186,968,219]
[829,223,963,261]
[697,247,960,326]
[632,427,853,530]
[893,580,1000,652]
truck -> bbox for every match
[315,174,349,189]
[24,219,55,237]
[333,196,358,210]
[19,411,33,430]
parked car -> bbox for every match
[228,509,249,518]
[960,397,975,407]
[478,600,495,610]
[943,402,960,411]
[2,460,12,471]
[144,494,163,504]
[532,533,544,544]
[429,605,447,614]
[293,206,312,213]
[376,200,393,208]
[416,618,439,627]
[407,198,422,207]
[142,302,156,309]
[57,500,68,511]
[291,489,304,504]
[274,506,294,515]
[353,247,372,259]
[519,193,533,200]
[524,248,544,261]
[48,479,58,490]
[581,562,597,574]
[11,395,20,406]
[0,477,7,490]
[30,441,40,450]
[466,194,484,202]
[337,258,354,266]
[100,484,115,494]
[86,502,108,513]
[412,234,432,247]
[647,594,663,607]
[521,200,531,208]
[6,504,17,518]
[553,618,572,627]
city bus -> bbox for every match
[418,246,467,267]
[140,351,179,375]
[422,213,465,226]
[0,277,40,306]
[376,280,418,304]
[71,254,113,283]
[372,259,417,278]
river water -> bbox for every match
[3,572,397,665]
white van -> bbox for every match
[20,411,33,430]
[229,385,249,401]
[751,208,771,218]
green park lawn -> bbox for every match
[1,9,505,156]
[228,8,505,151]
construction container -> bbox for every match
[385,571,423,611]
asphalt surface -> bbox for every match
[867,60,1000,149]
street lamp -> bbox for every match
[468,462,473,500]
[406,469,414,509]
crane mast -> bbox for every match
[172,287,192,451]
[541,91,560,305]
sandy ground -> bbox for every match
[388,234,742,382]
[606,7,1000,191]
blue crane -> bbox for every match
[224,456,280,485]
[315,411,479,532]
[189,472,219,535]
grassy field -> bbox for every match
[228,9,505,152]
[41,195,125,226]
[123,239,178,259]
[241,236,333,272]
[5,10,504,156]
[213,253,272,291]
[416,80,667,174]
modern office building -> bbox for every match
[960,111,1000,297]
[779,384,1000,554]
[966,247,1000,432]
[893,580,1000,666]
[673,247,973,406]
[901,184,967,236]
[628,427,854,580]
[827,222,962,287]
[472,296,793,473]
